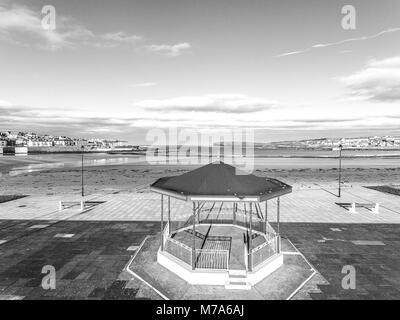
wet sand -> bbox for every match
[1,151,400,195]
[1,163,400,196]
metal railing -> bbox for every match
[162,205,281,271]
[198,210,264,226]
[165,238,229,270]
[251,240,273,268]
[264,222,278,250]
[250,234,280,269]
[162,218,230,270]
[249,221,280,269]
[195,249,229,270]
[265,222,277,239]
[165,237,192,266]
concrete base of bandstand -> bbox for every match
[125,233,324,300]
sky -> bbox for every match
[1,0,400,144]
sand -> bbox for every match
[1,162,400,196]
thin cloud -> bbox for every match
[102,31,142,43]
[276,27,400,58]
[145,42,191,57]
[96,31,142,48]
[340,56,400,101]
[0,3,94,50]
[134,94,277,113]
[276,50,310,57]
[4,94,400,134]
[0,2,187,55]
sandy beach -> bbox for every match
[1,161,400,196]
[1,151,399,196]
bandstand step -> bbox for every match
[228,274,247,279]
[226,269,251,290]
[225,281,252,290]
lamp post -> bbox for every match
[338,144,342,198]
[81,145,84,197]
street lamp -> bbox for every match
[81,145,84,197]
[338,144,342,198]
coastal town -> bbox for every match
[2,131,400,155]
[259,136,400,150]
[0,131,138,154]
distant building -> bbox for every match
[103,140,128,148]
[53,136,74,146]
[74,139,89,148]
[15,138,27,146]
[27,139,53,147]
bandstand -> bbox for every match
[150,162,292,289]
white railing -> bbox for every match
[251,241,273,268]
[250,234,280,269]
[165,237,192,266]
[162,220,230,270]
[198,211,263,226]
[265,222,276,239]
[195,249,229,270]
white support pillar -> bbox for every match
[168,196,171,234]
[196,202,200,224]
[192,202,196,270]
[244,203,247,228]
[264,201,268,234]
[248,203,253,272]
[277,197,280,253]
[233,202,236,224]
[160,194,164,251]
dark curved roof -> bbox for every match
[150,162,292,201]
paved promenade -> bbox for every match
[1,184,400,299]
[1,185,400,224]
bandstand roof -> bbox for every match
[150,161,292,202]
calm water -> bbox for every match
[1,149,400,176]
